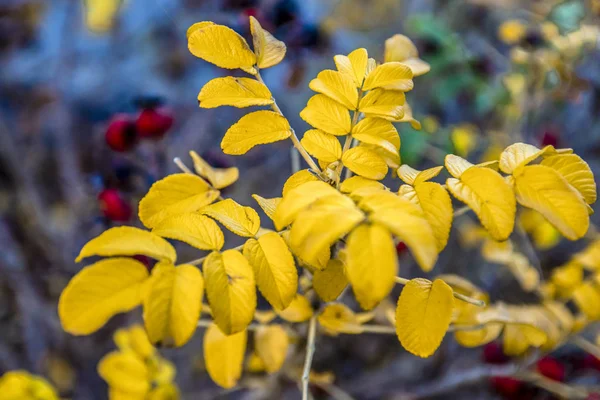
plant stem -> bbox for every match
[173,157,195,174]
[336,109,361,184]
[186,243,245,265]
[254,71,321,173]
[302,317,318,400]
[394,277,486,307]
[196,319,261,331]
[453,205,470,217]
[572,336,600,360]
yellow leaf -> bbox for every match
[346,223,397,310]
[541,154,597,204]
[246,352,266,373]
[290,196,365,267]
[98,351,150,395]
[243,232,297,311]
[282,169,319,197]
[363,62,414,92]
[359,89,405,121]
[498,143,570,174]
[147,383,180,400]
[249,16,286,69]
[254,325,289,373]
[76,226,176,263]
[502,324,547,356]
[153,213,224,251]
[188,23,256,74]
[395,278,454,357]
[399,182,453,252]
[451,124,478,157]
[300,130,342,163]
[572,282,600,319]
[384,34,430,76]
[514,165,589,240]
[143,263,203,347]
[309,70,359,110]
[334,48,368,88]
[498,20,527,44]
[339,176,385,194]
[113,325,154,360]
[276,294,313,323]
[318,303,364,335]
[203,324,247,389]
[84,0,122,34]
[139,174,219,229]
[203,250,256,334]
[352,135,399,165]
[300,94,352,136]
[446,167,516,241]
[221,111,292,155]
[59,258,149,335]
[363,191,438,271]
[352,117,400,150]
[281,231,331,272]
[575,240,600,270]
[444,154,476,178]
[551,262,583,295]
[342,147,388,180]
[252,195,281,220]
[201,199,261,237]
[398,102,422,130]
[187,22,214,39]
[397,165,444,185]
[197,77,273,109]
[454,323,503,348]
[273,181,341,230]
[313,259,348,302]
[190,151,239,189]
[254,310,276,324]
[0,371,60,400]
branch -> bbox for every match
[302,317,318,400]
[394,277,486,307]
[571,336,600,360]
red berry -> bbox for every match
[587,393,600,400]
[541,130,559,147]
[584,354,600,371]
[135,108,173,140]
[490,376,522,397]
[98,189,132,222]
[105,114,137,152]
[536,356,565,382]
[483,342,509,364]
[396,241,408,255]
[133,255,155,271]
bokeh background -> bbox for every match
[1,0,600,398]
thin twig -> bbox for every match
[173,157,195,174]
[394,277,486,307]
[572,336,600,360]
[302,317,318,400]
[196,319,262,331]
[453,205,471,217]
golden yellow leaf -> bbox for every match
[221,111,292,155]
[334,48,368,88]
[276,294,313,322]
[249,16,286,69]
[76,226,176,263]
[384,34,430,76]
[451,124,478,157]
[0,371,60,400]
[313,259,348,302]
[339,176,385,194]
[254,325,289,373]
[203,251,256,334]
[454,323,503,348]
[551,262,583,295]
[187,22,214,39]
[309,70,359,110]
[197,77,273,109]
[498,143,570,174]
[203,324,247,389]
[446,167,516,241]
[188,23,256,74]
[300,130,342,163]
[153,213,224,251]
[514,165,589,240]
[273,181,341,230]
[352,136,399,167]
[541,154,597,204]
[201,199,260,237]
[189,151,239,189]
[398,102,422,130]
[113,325,154,359]
[84,0,122,34]
[444,154,476,178]
[59,258,149,335]
[254,310,276,324]
[346,223,397,310]
[300,94,352,136]
[147,383,180,400]
[397,165,443,185]
[246,352,266,373]
[498,20,527,44]
[281,169,319,197]
[358,89,405,121]
[395,279,454,357]
[352,117,400,150]
[251,195,281,220]
[363,191,438,271]
[363,62,414,92]
[399,182,453,252]
[572,282,600,319]
[139,173,219,229]
[289,196,365,267]
[143,263,203,347]
[502,324,547,356]
[342,147,388,180]
[318,303,364,335]
[98,351,150,395]
[243,232,297,311]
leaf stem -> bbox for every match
[394,277,486,307]
[302,316,318,400]
[186,243,245,266]
[453,205,471,217]
[254,71,321,174]
[571,336,600,360]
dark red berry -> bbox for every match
[490,376,522,397]
[135,108,173,140]
[98,189,132,222]
[483,342,509,364]
[133,255,155,271]
[541,130,559,147]
[587,393,600,400]
[105,114,137,152]
[536,356,565,382]
[584,354,600,371]
[396,241,408,255]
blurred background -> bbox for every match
[1,0,600,398]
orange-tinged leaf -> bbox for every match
[221,111,292,155]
